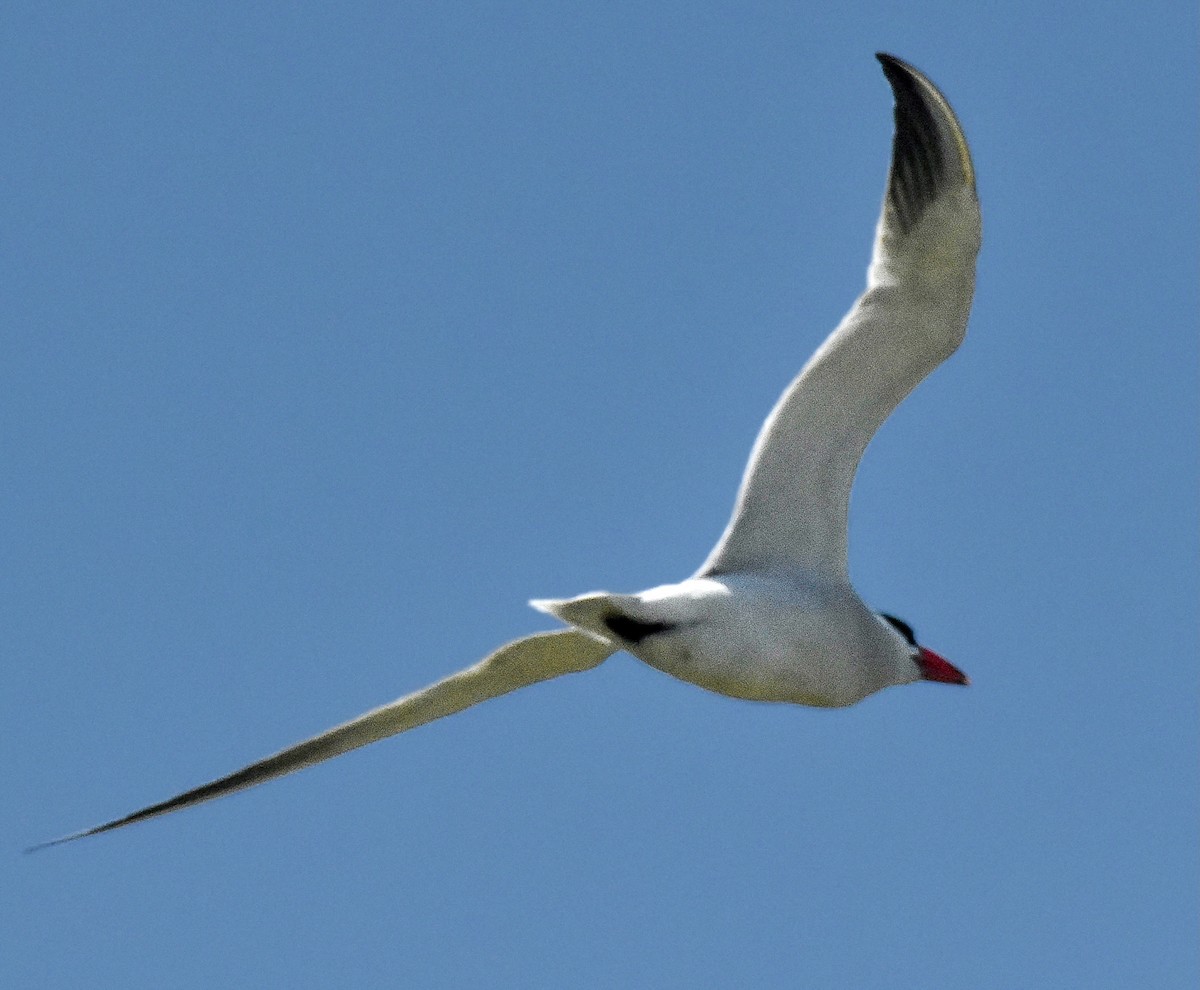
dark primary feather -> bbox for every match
[877,52,974,233]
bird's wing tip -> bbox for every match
[23,830,91,854]
[875,53,975,233]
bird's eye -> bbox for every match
[880,613,917,646]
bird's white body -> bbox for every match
[536,571,912,707]
[35,53,980,849]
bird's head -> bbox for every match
[879,613,969,686]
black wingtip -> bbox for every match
[24,830,93,854]
[24,817,132,853]
[25,838,69,855]
[875,53,974,234]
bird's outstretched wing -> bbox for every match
[29,629,614,850]
[700,53,981,580]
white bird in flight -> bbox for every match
[33,53,980,850]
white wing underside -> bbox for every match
[700,55,981,581]
[30,629,615,849]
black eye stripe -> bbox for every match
[880,613,917,646]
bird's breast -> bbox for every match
[623,575,876,708]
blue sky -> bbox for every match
[4,2,1196,987]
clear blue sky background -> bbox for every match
[5,3,1196,988]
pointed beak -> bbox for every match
[917,646,969,686]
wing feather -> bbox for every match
[28,629,614,849]
[699,54,980,580]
